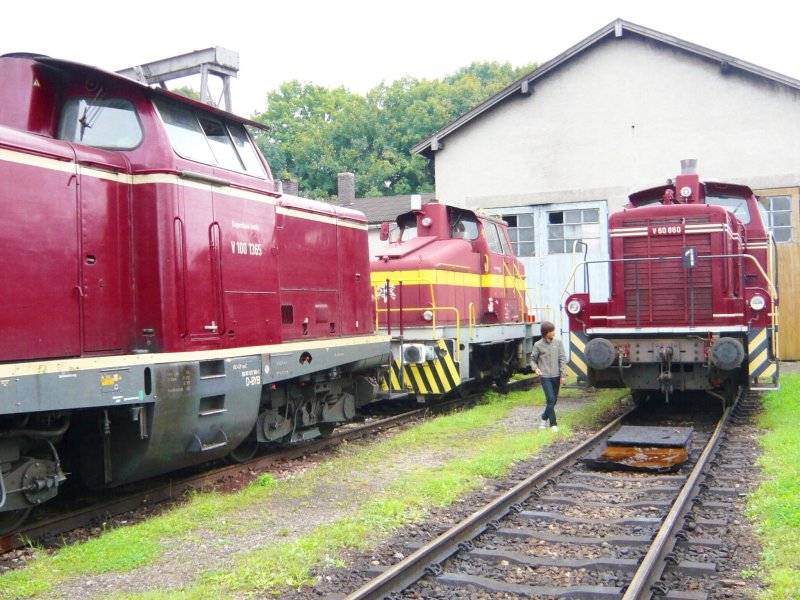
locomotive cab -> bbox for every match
[564,161,779,402]
[372,201,534,399]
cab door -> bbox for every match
[180,178,223,342]
[480,219,509,323]
[74,147,132,353]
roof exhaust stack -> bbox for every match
[680,159,697,175]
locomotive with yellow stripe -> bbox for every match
[564,160,779,402]
[372,200,535,399]
[0,53,393,532]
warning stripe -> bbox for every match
[568,331,589,383]
[378,340,461,396]
[748,327,778,385]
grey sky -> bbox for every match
[3,0,798,118]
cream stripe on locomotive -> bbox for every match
[0,147,367,231]
[566,331,588,383]
[380,339,460,395]
[0,336,392,379]
[609,223,741,240]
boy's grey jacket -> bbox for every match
[531,337,567,378]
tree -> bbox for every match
[253,61,537,199]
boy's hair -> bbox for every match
[540,321,555,336]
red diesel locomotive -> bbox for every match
[0,53,392,532]
[564,161,779,402]
[371,201,533,398]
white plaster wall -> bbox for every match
[433,34,800,213]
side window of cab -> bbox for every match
[58,97,143,149]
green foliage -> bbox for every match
[747,373,800,598]
[253,61,537,199]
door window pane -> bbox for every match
[498,211,535,256]
[764,194,793,243]
[547,208,601,254]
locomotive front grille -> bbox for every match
[623,234,712,324]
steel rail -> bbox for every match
[344,397,633,600]
[621,392,739,599]
[1,378,539,554]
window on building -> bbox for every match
[501,213,535,257]
[547,208,600,254]
[763,195,792,242]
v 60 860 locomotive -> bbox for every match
[0,53,391,531]
[564,160,779,402]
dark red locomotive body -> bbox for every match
[0,54,390,530]
[565,162,779,400]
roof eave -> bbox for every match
[411,18,800,156]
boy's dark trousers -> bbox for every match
[540,376,561,426]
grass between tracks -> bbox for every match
[0,384,626,599]
[746,372,800,599]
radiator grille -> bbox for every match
[623,234,712,324]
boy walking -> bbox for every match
[531,321,567,432]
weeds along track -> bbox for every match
[345,391,757,600]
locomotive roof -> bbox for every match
[27,55,268,131]
[628,180,755,207]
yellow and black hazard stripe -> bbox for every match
[380,339,461,396]
[748,327,778,387]
[566,331,589,384]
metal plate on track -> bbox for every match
[607,426,693,448]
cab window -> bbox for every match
[450,214,479,240]
[154,97,266,176]
[484,221,503,254]
[59,98,143,149]
[706,195,751,224]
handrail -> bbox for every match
[374,278,436,332]
[434,262,471,271]
[502,261,526,316]
[468,302,476,339]
[560,253,778,303]
[376,306,461,362]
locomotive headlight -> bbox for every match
[421,217,432,227]
[422,310,434,321]
[750,295,766,311]
[566,299,583,315]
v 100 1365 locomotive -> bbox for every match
[0,53,392,532]
[0,53,538,533]
[564,160,779,402]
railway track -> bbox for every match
[343,391,756,600]
[0,377,538,555]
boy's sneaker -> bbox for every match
[551,425,559,433]
[539,419,547,429]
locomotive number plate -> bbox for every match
[651,225,683,235]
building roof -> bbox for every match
[411,18,800,158]
[330,193,435,225]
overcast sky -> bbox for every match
[3,0,799,118]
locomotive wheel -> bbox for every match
[225,436,259,464]
[0,507,32,535]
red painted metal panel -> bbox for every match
[214,189,281,346]
[0,134,80,360]
[336,213,373,337]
